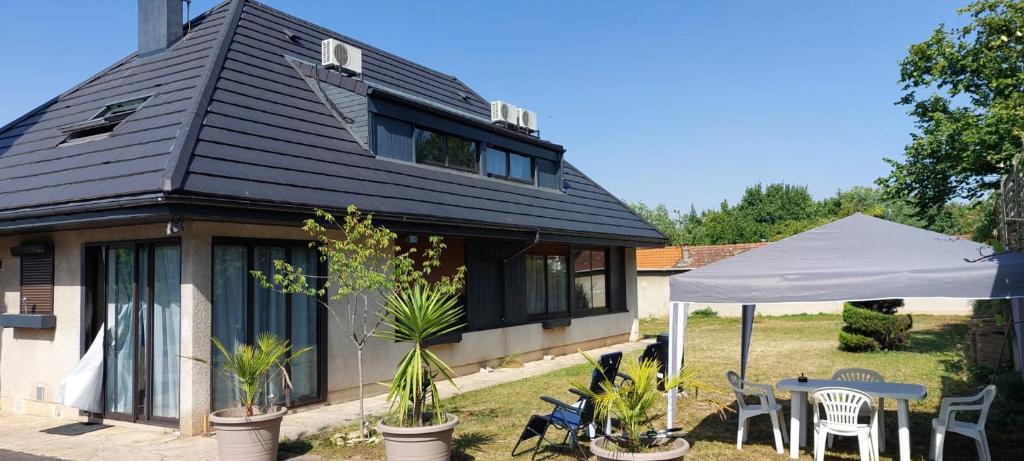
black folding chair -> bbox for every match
[511,351,623,460]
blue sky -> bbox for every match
[0,1,967,212]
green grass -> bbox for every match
[282,315,1024,460]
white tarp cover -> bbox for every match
[58,327,104,413]
[670,213,1024,304]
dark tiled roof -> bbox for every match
[0,0,664,243]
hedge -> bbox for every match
[838,328,881,352]
[840,303,912,350]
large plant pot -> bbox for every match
[589,436,690,461]
[209,406,287,461]
[377,414,459,461]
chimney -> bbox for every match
[138,0,184,56]
[681,244,690,263]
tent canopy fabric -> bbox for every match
[669,213,1024,305]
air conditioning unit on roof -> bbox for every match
[516,107,538,132]
[321,38,362,75]
[490,101,518,125]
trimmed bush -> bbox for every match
[691,307,719,319]
[838,328,881,352]
[840,303,912,351]
[848,298,904,315]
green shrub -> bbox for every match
[691,307,719,319]
[840,304,912,350]
[972,299,1009,323]
[848,298,904,315]
[838,329,881,352]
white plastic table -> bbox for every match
[777,378,927,461]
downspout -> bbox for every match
[501,230,541,323]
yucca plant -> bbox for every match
[576,353,727,453]
[374,283,464,427]
[211,332,312,416]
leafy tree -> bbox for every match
[628,201,688,245]
[879,0,1024,225]
[736,183,817,225]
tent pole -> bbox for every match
[1011,298,1024,383]
[741,304,755,381]
[666,301,688,428]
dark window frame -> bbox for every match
[371,113,566,189]
[210,237,328,409]
[570,246,611,318]
[485,147,535,185]
[80,237,182,428]
[523,249,570,321]
[412,126,479,173]
[59,95,152,145]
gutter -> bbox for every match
[503,230,541,263]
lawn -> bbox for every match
[282,314,1023,460]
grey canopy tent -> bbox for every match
[664,213,1024,424]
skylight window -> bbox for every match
[60,96,150,145]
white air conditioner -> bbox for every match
[516,107,538,132]
[321,38,362,75]
[490,101,518,125]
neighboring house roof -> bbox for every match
[637,242,768,271]
[0,0,664,244]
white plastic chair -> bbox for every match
[725,371,788,454]
[832,368,886,451]
[930,385,996,461]
[811,387,876,461]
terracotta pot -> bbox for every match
[589,437,690,461]
[209,406,287,461]
[377,414,459,461]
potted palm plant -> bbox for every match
[207,333,311,461]
[577,354,725,461]
[374,283,464,461]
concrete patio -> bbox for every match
[0,340,647,461]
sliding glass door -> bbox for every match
[89,241,180,425]
[211,240,324,412]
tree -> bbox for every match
[879,0,1024,225]
[736,183,817,225]
[253,205,464,438]
[628,201,688,245]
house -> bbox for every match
[0,0,665,435]
[637,243,972,318]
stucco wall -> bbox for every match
[0,223,173,422]
[638,271,974,318]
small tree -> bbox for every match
[253,205,464,438]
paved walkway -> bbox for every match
[0,340,646,461]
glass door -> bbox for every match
[93,241,180,425]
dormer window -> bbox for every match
[373,113,561,190]
[59,96,150,145]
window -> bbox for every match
[525,252,567,316]
[537,158,560,190]
[484,147,508,177]
[510,153,533,182]
[412,127,477,171]
[447,136,478,170]
[60,96,150,145]
[13,245,54,315]
[212,242,324,410]
[82,241,180,423]
[371,116,562,187]
[374,116,414,162]
[414,128,445,165]
[573,248,608,314]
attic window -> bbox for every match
[59,96,150,145]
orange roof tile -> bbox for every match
[637,242,769,271]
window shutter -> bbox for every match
[20,253,54,314]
